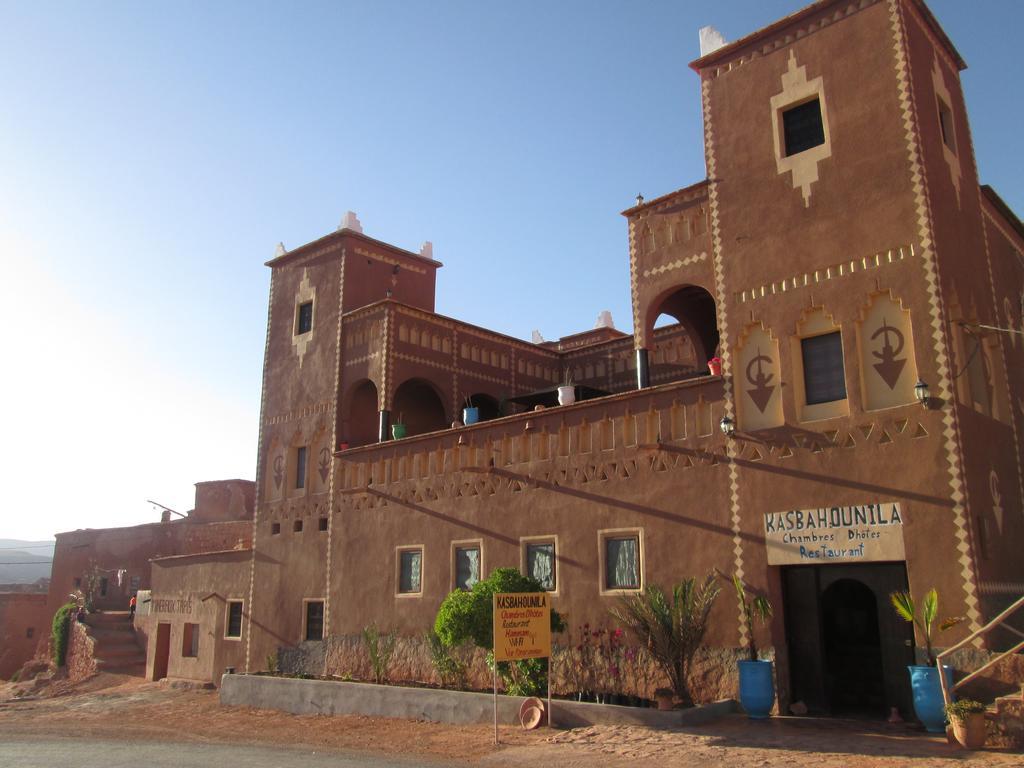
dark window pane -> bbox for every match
[318,517,328,532]
[399,550,422,593]
[227,602,243,637]
[297,301,313,334]
[455,547,480,591]
[783,98,825,156]
[99,577,108,597]
[802,332,847,404]
[526,543,555,591]
[605,537,640,590]
[305,601,324,641]
[295,446,307,489]
[938,98,956,153]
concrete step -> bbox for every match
[96,659,146,675]
[83,612,133,629]
[94,644,145,660]
[985,688,1023,748]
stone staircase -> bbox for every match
[83,611,146,676]
[986,687,1024,748]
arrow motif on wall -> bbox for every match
[745,347,776,413]
[318,447,331,483]
[871,318,906,390]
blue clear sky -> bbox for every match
[1,1,1019,540]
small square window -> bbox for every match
[304,600,324,641]
[783,98,825,157]
[801,332,847,405]
[297,301,313,335]
[318,517,328,532]
[99,577,108,597]
[226,601,243,638]
[399,549,422,594]
[937,97,956,153]
[605,536,640,590]
[73,577,81,588]
[26,627,34,639]
[293,519,303,533]
[182,623,199,657]
[526,542,556,591]
[295,446,307,489]
[454,546,480,591]
[129,575,141,592]
[271,522,281,535]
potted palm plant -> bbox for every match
[732,574,774,719]
[890,589,963,733]
[945,698,987,749]
[391,413,407,439]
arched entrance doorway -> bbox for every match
[643,284,719,383]
[821,579,885,717]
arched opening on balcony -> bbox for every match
[644,284,719,383]
[341,378,379,448]
[393,378,448,437]
[461,393,501,423]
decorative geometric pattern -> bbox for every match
[735,244,911,304]
[354,245,427,274]
[642,252,708,279]
[323,253,347,637]
[888,0,981,633]
[701,72,748,647]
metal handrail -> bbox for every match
[936,594,1024,707]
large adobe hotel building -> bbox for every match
[141,0,1023,718]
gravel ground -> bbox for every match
[0,674,1019,767]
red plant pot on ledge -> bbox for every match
[707,357,723,376]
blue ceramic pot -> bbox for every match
[908,665,954,733]
[462,407,480,425]
[738,659,775,719]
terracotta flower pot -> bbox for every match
[654,690,674,711]
[708,358,723,376]
[951,712,987,750]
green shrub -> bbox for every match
[51,602,77,667]
[426,629,466,689]
[362,624,397,684]
[434,567,564,697]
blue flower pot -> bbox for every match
[908,665,954,733]
[738,659,775,719]
[462,407,480,425]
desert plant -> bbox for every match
[945,698,986,724]
[732,574,773,662]
[363,624,397,684]
[890,588,964,666]
[609,573,720,707]
[265,651,279,674]
[426,629,466,689]
[51,601,77,667]
[434,567,564,697]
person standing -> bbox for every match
[129,594,137,622]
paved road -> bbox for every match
[0,736,443,768]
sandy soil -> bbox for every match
[0,674,1018,767]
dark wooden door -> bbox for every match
[783,562,916,719]
[153,622,171,681]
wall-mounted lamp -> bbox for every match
[719,415,736,438]
[914,379,930,408]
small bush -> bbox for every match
[51,602,77,667]
[945,698,986,724]
[363,624,397,684]
[426,629,466,689]
[265,651,279,674]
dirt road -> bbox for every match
[0,674,1018,767]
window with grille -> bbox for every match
[454,546,480,591]
[783,98,825,156]
[399,549,422,594]
[604,536,640,590]
[304,601,324,641]
[297,301,313,334]
[801,332,847,405]
[226,601,243,638]
[526,542,555,591]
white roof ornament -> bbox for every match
[531,330,545,344]
[699,25,728,57]
[420,241,433,259]
[339,211,363,233]
[273,242,287,258]
[595,310,615,329]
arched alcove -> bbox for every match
[342,379,379,447]
[393,378,448,437]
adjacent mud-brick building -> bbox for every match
[146,0,1023,718]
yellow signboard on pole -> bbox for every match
[492,592,551,662]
